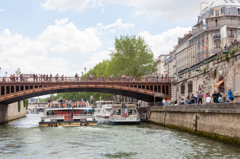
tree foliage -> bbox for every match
[109,35,156,77]
[15,67,22,75]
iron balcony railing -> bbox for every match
[192,22,240,36]
[213,35,221,39]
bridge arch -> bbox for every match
[0,82,171,104]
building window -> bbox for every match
[216,10,219,17]
[238,9,240,15]
[181,83,185,94]
[215,19,219,26]
[227,8,231,14]
[216,42,221,48]
[229,30,233,37]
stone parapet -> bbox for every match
[151,103,240,114]
[149,103,240,145]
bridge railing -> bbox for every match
[0,76,170,83]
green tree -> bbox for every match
[15,67,22,75]
[109,35,156,77]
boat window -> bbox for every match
[113,109,121,115]
[128,110,132,115]
[131,109,137,115]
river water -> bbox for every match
[0,114,240,159]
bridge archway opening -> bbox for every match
[0,86,164,104]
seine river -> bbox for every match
[0,114,240,159]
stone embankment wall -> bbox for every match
[0,101,26,124]
[149,103,240,144]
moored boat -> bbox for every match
[39,106,97,127]
[94,101,115,118]
[109,103,140,124]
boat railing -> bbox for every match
[47,102,92,108]
[42,114,95,118]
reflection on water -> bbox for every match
[0,114,239,159]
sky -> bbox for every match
[0,0,207,77]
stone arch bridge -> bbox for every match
[0,77,171,104]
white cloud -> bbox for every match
[41,0,102,12]
[0,18,134,75]
[84,49,112,69]
[0,29,69,75]
[0,9,3,12]
[139,26,191,58]
[97,18,135,33]
[41,0,206,20]
[108,0,205,20]
[38,18,101,54]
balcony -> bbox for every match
[213,35,221,39]
[228,34,234,38]
[207,22,240,30]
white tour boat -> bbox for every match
[94,101,115,118]
[109,103,140,124]
[39,106,97,127]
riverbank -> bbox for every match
[148,103,240,145]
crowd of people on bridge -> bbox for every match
[2,73,169,82]
[174,88,234,106]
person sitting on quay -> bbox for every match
[162,98,166,106]
[212,90,219,103]
[180,98,185,105]
[228,88,234,103]
[206,95,211,104]
[218,94,223,103]
[174,100,179,106]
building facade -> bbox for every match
[161,0,240,102]
[155,54,170,76]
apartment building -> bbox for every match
[192,0,240,64]
[155,54,170,76]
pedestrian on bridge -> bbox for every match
[118,74,120,81]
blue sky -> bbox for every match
[0,0,206,76]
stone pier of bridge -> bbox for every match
[0,101,26,124]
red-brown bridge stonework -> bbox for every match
[0,77,171,104]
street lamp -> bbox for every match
[5,72,7,77]
[81,72,83,82]
[84,67,86,74]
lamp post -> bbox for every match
[5,72,7,81]
[81,72,83,82]
[84,67,86,74]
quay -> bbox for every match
[148,103,240,145]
